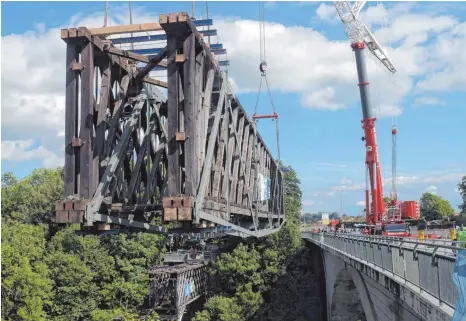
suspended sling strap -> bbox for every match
[250,2,282,227]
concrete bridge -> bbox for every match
[302,232,460,321]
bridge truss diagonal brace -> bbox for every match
[225,101,257,223]
[85,94,148,225]
[194,72,228,223]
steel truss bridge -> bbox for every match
[55,12,285,240]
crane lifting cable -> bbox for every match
[377,2,399,206]
[253,1,281,162]
[251,2,282,229]
[104,0,109,27]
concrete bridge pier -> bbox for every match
[323,250,375,321]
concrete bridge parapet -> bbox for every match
[303,232,459,321]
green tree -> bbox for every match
[458,176,466,216]
[420,192,455,221]
[235,283,263,319]
[100,232,166,309]
[196,163,304,320]
[281,164,302,224]
[192,296,243,321]
[2,172,18,187]
[263,222,301,265]
[91,308,142,321]
[214,243,263,294]
[1,167,168,320]
[48,227,118,285]
[1,168,64,224]
[46,251,99,320]
[1,220,52,321]
[47,226,120,312]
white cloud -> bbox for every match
[1,5,161,170]
[340,178,353,185]
[327,171,463,193]
[372,104,402,118]
[413,96,446,107]
[302,199,314,206]
[314,2,465,107]
[215,3,465,117]
[356,201,366,207]
[1,139,63,168]
[333,182,366,192]
[393,173,464,187]
[374,13,457,46]
[359,3,390,27]
[415,21,466,93]
[2,3,465,170]
[301,87,344,110]
[310,162,349,169]
[310,190,336,198]
[316,3,337,22]
[214,18,412,116]
[425,185,438,194]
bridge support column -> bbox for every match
[323,251,378,321]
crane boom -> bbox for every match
[334,1,396,225]
[334,1,397,73]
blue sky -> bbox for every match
[2,1,465,216]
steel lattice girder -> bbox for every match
[147,264,208,319]
[55,12,285,238]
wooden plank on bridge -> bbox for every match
[89,23,163,36]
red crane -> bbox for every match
[334,2,419,235]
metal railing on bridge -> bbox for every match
[302,231,465,310]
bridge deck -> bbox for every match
[55,12,285,238]
[302,232,464,320]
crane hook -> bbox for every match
[259,61,267,75]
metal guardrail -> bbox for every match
[302,231,464,309]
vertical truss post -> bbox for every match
[161,13,197,223]
[166,32,182,196]
[194,50,205,192]
[195,73,227,222]
[64,41,80,197]
[183,33,198,195]
[95,57,112,182]
[79,39,95,199]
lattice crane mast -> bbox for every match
[334,1,398,226]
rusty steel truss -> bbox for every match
[147,264,208,319]
[55,12,285,238]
